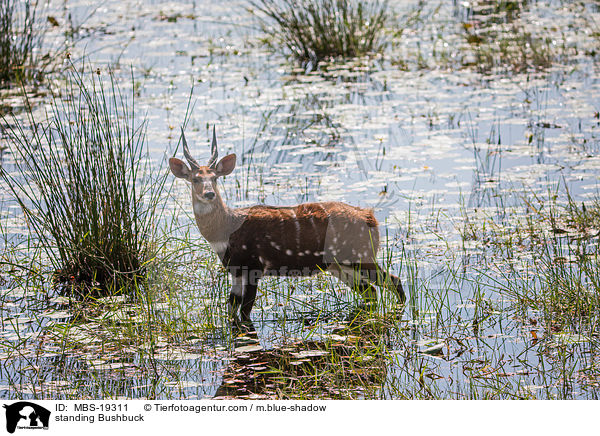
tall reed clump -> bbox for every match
[250,0,390,68]
[0,0,46,87]
[0,66,166,297]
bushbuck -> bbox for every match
[169,127,405,321]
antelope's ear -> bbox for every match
[169,157,191,179]
[215,154,236,177]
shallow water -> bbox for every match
[1,0,600,399]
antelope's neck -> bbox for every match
[192,194,244,245]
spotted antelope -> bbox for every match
[169,127,405,321]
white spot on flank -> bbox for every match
[270,241,281,250]
[293,218,300,248]
[285,249,293,256]
[242,245,247,250]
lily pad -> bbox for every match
[421,342,445,356]
[235,344,264,353]
[290,350,329,359]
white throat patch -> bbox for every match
[193,200,214,216]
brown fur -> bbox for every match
[169,150,405,322]
[224,202,379,277]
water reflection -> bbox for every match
[215,308,395,399]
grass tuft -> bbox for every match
[0,65,167,296]
[527,197,600,324]
[250,0,391,68]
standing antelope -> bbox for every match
[169,127,405,321]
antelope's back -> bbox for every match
[224,202,379,276]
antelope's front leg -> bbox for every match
[228,275,244,319]
[240,283,258,322]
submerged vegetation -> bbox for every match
[250,0,391,68]
[1,0,600,401]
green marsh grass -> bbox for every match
[501,192,600,327]
[0,66,167,296]
[250,0,391,68]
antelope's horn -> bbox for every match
[207,125,218,169]
[180,127,201,170]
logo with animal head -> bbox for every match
[2,402,50,433]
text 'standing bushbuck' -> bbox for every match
[169,127,405,321]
